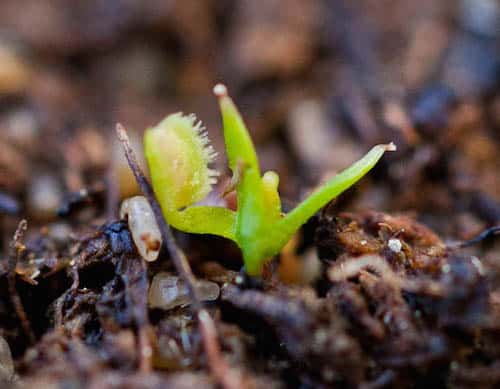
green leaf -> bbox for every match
[272,143,395,252]
[168,206,237,241]
[215,84,260,174]
[214,84,268,247]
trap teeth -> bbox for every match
[186,114,220,191]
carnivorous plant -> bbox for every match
[144,84,395,275]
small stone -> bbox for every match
[388,238,402,253]
[28,173,63,219]
[5,109,38,147]
[0,336,14,382]
[148,273,220,310]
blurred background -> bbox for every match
[0,0,498,249]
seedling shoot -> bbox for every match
[144,84,395,275]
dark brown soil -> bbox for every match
[0,1,499,388]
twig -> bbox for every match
[116,124,245,389]
[451,225,500,248]
[198,309,245,388]
[135,257,153,373]
[117,254,153,372]
[116,124,202,310]
[106,142,120,220]
[138,325,153,373]
[8,220,35,344]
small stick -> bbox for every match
[116,124,245,389]
[122,255,153,373]
[116,123,202,311]
[451,225,500,248]
[8,220,35,344]
[198,309,245,389]
[138,325,153,372]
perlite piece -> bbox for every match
[148,272,220,310]
[120,196,162,262]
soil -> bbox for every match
[0,1,499,388]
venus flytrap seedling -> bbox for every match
[145,84,395,276]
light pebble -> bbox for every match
[148,272,220,310]
[28,173,63,218]
[120,196,162,262]
[388,238,402,253]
